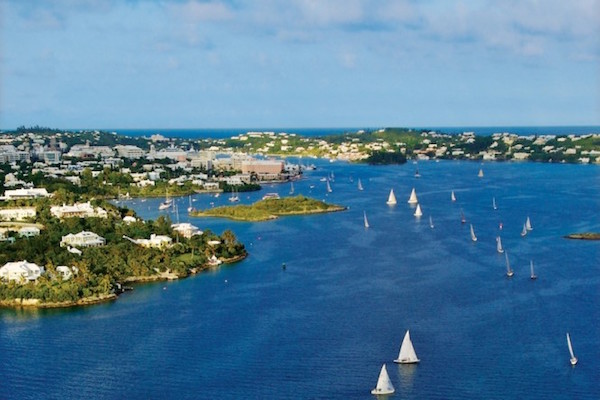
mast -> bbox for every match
[505,252,514,277]
[567,333,578,365]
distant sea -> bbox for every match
[111,126,600,140]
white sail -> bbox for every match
[521,223,528,237]
[496,236,504,253]
[478,168,484,178]
[470,224,477,242]
[451,190,456,202]
[414,204,423,217]
[493,197,497,210]
[394,330,420,364]
[371,364,395,395]
[429,216,434,229]
[187,195,193,212]
[460,209,466,224]
[407,188,418,204]
[364,211,370,228]
[526,216,533,231]
[289,182,294,195]
[326,179,332,193]
[566,333,578,365]
[386,189,397,205]
[358,179,364,191]
[505,252,514,277]
[530,260,537,280]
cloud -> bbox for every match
[168,0,234,23]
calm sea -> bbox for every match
[111,126,600,140]
[1,159,599,399]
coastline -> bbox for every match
[191,205,347,222]
[0,252,248,309]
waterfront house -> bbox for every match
[60,231,106,248]
[124,234,172,249]
[171,223,202,239]
[0,260,44,283]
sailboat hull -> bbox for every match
[371,388,395,395]
[570,358,578,366]
[393,358,420,364]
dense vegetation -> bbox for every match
[366,150,407,165]
[191,195,346,221]
[0,200,246,305]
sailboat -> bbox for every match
[326,179,333,193]
[159,190,172,210]
[187,195,193,212]
[357,179,364,191]
[451,190,456,202]
[386,189,397,205]
[478,168,484,178]
[363,211,370,229]
[530,260,537,280]
[505,252,514,277]
[407,188,418,204]
[429,216,434,229]
[415,167,421,178]
[520,223,528,237]
[470,224,477,242]
[289,181,294,195]
[525,216,533,231]
[394,330,420,364]
[371,364,395,395]
[414,204,423,217]
[496,236,504,253]
[460,209,466,224]
[229,189,240,202]
[493,197,497,210]
[566,333,578,366]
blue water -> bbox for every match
[1,160,599,399]
[110,125,600,140]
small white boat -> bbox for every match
[229,190,240,202]
[415,168,421,178]
[478,168,484,178]
[520,223,528,237]
[363,211,370,229]
[505,251,514,277]
[451,190,456,202]
[394,330,420,364]
[530,260,537,280]
[187,195,193,212]
[289,181,294,195]
[496,236,504,253]
[326,179,333,193]
[159,190,172,210]
[414,204,423,217]
[407,188,418,204]
[460,209,466,224]
[386,189,397,205]
[493,197,497,210]
[470,224,477,242]
[567,333,578,366]
[526,216,533,231]
[358,179,364,191]
[429,216,434,229]
[371,364,395,395]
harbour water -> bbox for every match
[1,159,599,399]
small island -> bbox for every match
[190,195,346,221]
[564,232,600,240]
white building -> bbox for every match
[56,266,74,281]
[60,231,106,248]
[3,188,50,200]
[115,145,146,159]
[0,260,44,283]
[18,226,41,237]
[0,207,37,221]
[51,202,108,219]
[126,234,172,249]
[171,223,202,239]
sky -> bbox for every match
[1,0,599,129]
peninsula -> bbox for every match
[564,232,600,240]
[190,195,346,221]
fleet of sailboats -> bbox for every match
[386,189,397,205]
[371,364,395,395]
[407,188,418,204]
[567,333,578,366]
[394,330,420,364]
